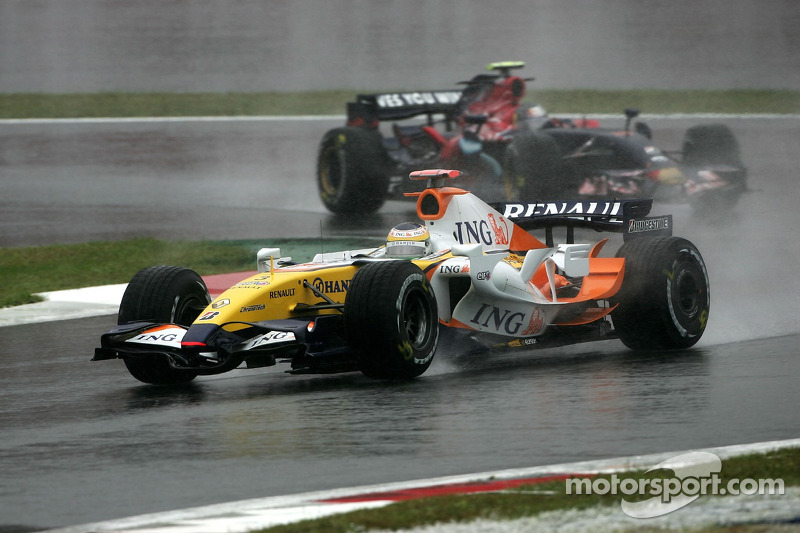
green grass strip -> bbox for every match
[0,89,797,118]
[0,237,379,308]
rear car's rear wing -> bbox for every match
[348,90,464,125]
[491,199,672,246]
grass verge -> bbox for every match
[254,447,800,533]
[0,89,798,118]
[0,237,379,308]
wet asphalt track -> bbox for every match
[1,116,800,531]
[2,0,800,530]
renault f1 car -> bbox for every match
[96,169,710,385]
[317,61,746,216]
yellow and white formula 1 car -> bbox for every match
[95,169,709,385]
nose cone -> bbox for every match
[180,322,220,350]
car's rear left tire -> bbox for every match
[317,127,390,215]
[118,266,210,384]
[611,237,710,350]
[345,261,439,379]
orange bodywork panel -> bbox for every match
[561,257,625,302]
[529,255,625,303]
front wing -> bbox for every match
[94,315,358,375]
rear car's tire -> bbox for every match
[681,123,743,167]
[345,261,439,379]
[317,127,390,215]
[682,123,747,213]
[503,130,565,200]
[611,237,710,350]
[118,266,210,384]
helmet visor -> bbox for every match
[386,240,428,259]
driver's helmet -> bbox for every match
[385,222,431,259]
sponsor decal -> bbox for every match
[628,216,670,233]
[521,307,544,336]
[312,277,350,294]
[269,288,296,299]
[508,337,539,348]
[501,201,623,219]
[476,271,491,281]
[198,311,220,321]
[487,213,509,245]
[390,226,429,238]
[240,304,266,312]
[469,303,526,335]
[234,280,270,289]
[452,216,508,246]
[249,331,296,349]
[127,326,185,348]
[439,264,462,274]
[502,254,524,269]
[211,298,230,309]
[374,91,462,108]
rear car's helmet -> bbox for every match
[385,222,431,259]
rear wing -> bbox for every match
[491,199,672,246]
[348,90,464,124]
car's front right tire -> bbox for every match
[345,261,439,379]
[118,265,210,384]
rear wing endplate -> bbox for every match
[491,199,672,246]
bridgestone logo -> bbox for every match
[628,217,670,233]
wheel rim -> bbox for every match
[676,268,699,317]
[403,288,431,350]
[172,293,208,326]
[319,145,344,196]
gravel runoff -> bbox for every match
[374,487,800,533]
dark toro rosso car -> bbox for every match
[96,169,710,386]
[509,107,748,213]
[317,61,747,216]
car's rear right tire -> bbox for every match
[611,237,710,350]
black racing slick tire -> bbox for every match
[345,261,439,379]
[118,266,210,384]
[503,130,565,201]
[611,237,710,350]
[317,127,390,215]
